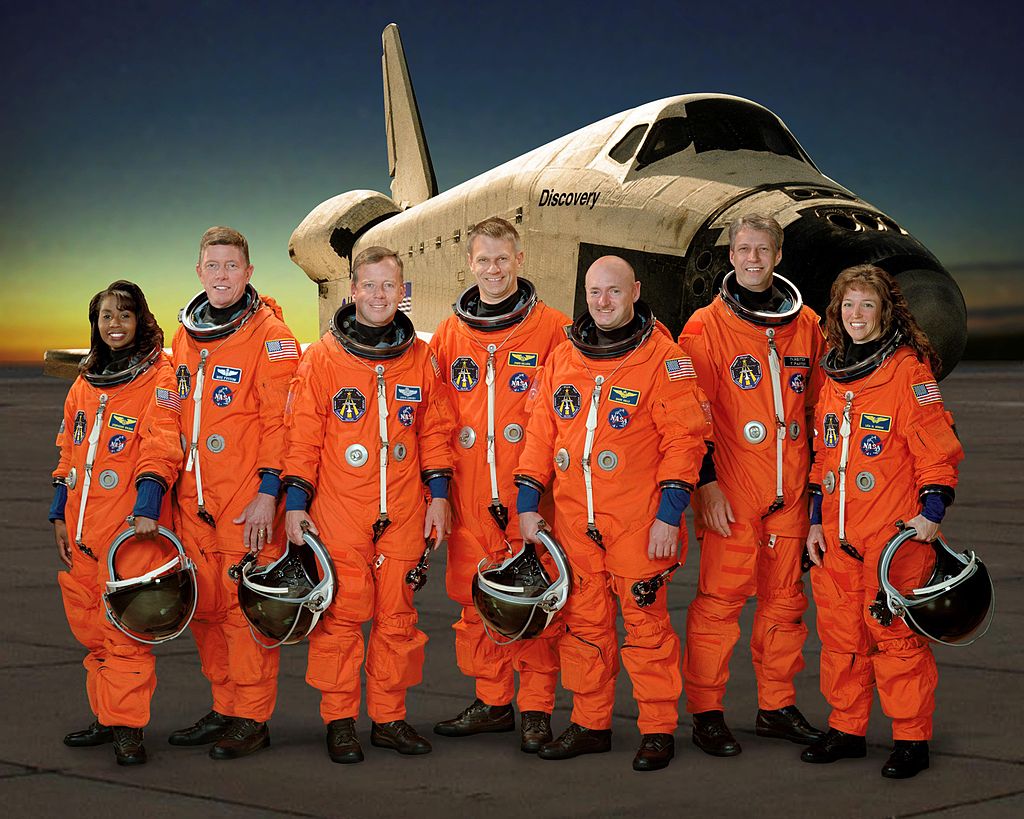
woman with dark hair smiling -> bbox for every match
[802,265,963,779]
[49,280,183,766]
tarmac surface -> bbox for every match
[1,362,1021,818]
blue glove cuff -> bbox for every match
[810,493,823,525]
[921,492,947,524]
[656,487,690,526]
[259,472,282,498]
[516,484,541,514]
[132,478,164,521]
[49,483,68,522]
[427,475,449,500]
[285,484,310,512]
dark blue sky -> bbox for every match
[2,0,1020,354]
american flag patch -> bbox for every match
[155,388,182,413]
[665,357,696,380]
[398,281,413,313]
[266,339,299,361]
[912,381,943,406]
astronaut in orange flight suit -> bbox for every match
[169,227,299,759]
[428,216,569,752]
[50,280,182,766]
[677,215,827,756]
[284,246,454,764]
[802,264,963,779]
[516,256,707,772]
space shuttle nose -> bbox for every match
[780,207,967,379]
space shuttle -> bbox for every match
[290,23,966,378]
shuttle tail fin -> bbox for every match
[382,23,437,208]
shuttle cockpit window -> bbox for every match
[608,125,648,163]
[636,99,811,168]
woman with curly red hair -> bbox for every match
[802,265,963,778]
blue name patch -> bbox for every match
[212,365,243,383]
[608,386,641,406]
[108,413,138,433]
[395,384,422,402]
[860,414,892,432]
[508,351,539,368]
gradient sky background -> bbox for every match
[2,0,1021,360]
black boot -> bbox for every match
[112,727,147,766]
[209,718,270,760]
[64,720,113,747]
[326,718,364,764]
[371,720,432,755]
[168,710,231,746]
[800,728,867,763]
[433,698,515,737]
[692,711,741,757]
[537,722,611,760]
[881,740,929,779]
[633,733,675,772]
[756,705,826,744]
[520,711,553,753]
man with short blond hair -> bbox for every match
[429,216,569,752]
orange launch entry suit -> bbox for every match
[429,285,569,712]
[678,282,826,714]
[811,346,962,740]
[54,354,182,728]
[515,310,707,734]
[283,321,455,724]
[172,294,299,723]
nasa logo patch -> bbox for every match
[73,411,87,445]
[210,386,232,407]
[860,434,883,457]
[176,365,191,398]
[108,434,127,454]
[451,357,480,392]
[333,387,366,422]
[509,372,530,393]
[789,372,805,394]
[608,407,630,429]
[823,413,839,448]
[730,355,762,390]
[553,384,581,419]
[398,405,415,427]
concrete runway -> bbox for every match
[2,363,1021,818]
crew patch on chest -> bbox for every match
[451,357,480,392]
[860,413,892,432]
[608,386,641,406]
[508,351,539,368]
[730,355,762,390]
[333,388,366,422]
[823,413,839,448]
[176,365,191,398]
[553,384,581,419]
[73,411,87,445]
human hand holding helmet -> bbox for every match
[286,509,318,545]
[518,511,546,544]
[905,514,939,544]
[132,515,159,539]
[806,523,827,567]
[696,481,735,537]
[53,519,72,567]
